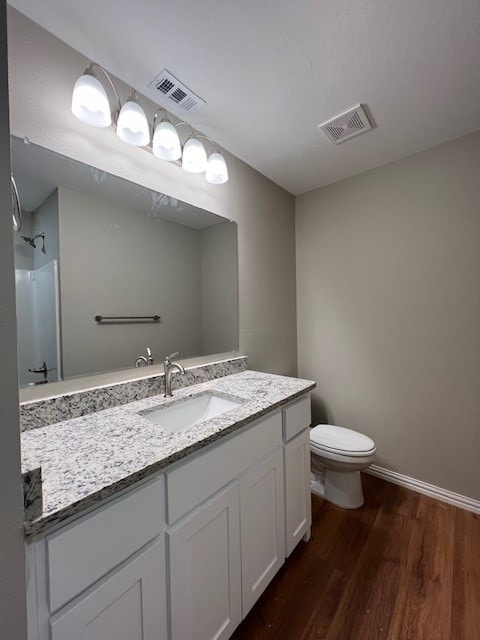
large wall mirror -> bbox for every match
[11,136,239,388]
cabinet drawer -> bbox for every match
[47,478,164,612]
[283,395,311,441]
[167,412,282,523]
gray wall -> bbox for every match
[14,190,59,270]
[296,132,480,500]
[7,7,297,379]
[57,186,204,377]
[33,189,59,269]
[200,222,238,354]
[0,0,28,637]
[14,210,33,269]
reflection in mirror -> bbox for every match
[11,136,239,388]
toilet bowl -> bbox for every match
[310,424,376,509]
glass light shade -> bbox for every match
[71,73,111,128]
[205,152,229,184]
[182,138,207,173]
[152,121,181,160]
[116,99,150,146]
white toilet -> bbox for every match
[310,424,376,509]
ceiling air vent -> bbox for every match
[319,104,372,144]
[147,69,206,113]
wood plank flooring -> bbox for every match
[231,474,480,640]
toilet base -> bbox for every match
[311,469,364,509]
[310,471,325,498]
[325,469,364,509]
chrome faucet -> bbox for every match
[164,352,185,397]
[135,347,154,367]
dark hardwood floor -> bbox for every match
[231,474,480,640]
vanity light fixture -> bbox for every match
[71,62,228,183]
[152,110,181,160]
[116,91,150,147]
[71,63,121,128]
[206,151,229,184]
[182,137,208,173]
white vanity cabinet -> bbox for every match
[26,393,312,640]
[26,478,168,640]
[284,428,311,556]
[168,484,242,640]
[239,448,285,615]
[283,395,312,556]
[168,445,286,640]
[167,411,285,640]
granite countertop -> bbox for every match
[21,370,315,537]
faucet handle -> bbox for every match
[146,347,154,365]
[165,352,179,364]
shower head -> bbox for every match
[21,233,46,253]
[21,235,37,248]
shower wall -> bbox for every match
[13,211,33,270]
[33,190,59,269]
[15,261,60,386]
[14,189,61,387]
[15,268,35,386]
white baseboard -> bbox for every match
[365,464,480,515]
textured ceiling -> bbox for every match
[8,0,480,195]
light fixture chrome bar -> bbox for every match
[88,62,122,115]
[153,108,166,128]
[174,121,194,136]
[197,133,215,147]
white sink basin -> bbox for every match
[140,393,242,433]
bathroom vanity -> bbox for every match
[22,369,315,640]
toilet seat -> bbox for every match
[310,424,376,457]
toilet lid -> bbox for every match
[310,424,375,455]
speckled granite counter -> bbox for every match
[21,370,315,537]
[20,356,248,431]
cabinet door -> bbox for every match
[285,428,312,557]
[168,484,241,640]
[240,448,285,616]
[50,540,167,640]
